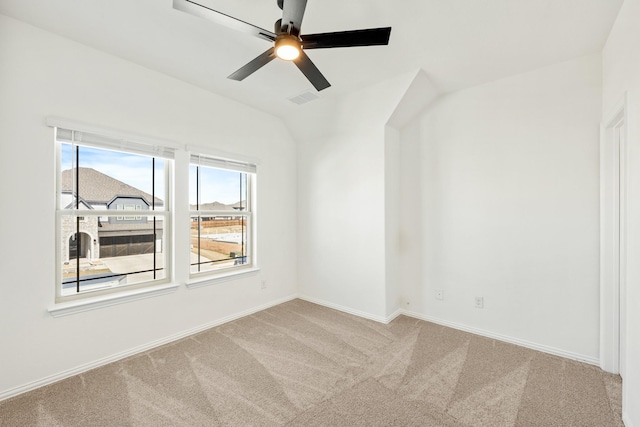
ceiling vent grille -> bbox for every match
[288,90,320,105]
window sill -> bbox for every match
[48,283,180,317]
[186,267,260,290]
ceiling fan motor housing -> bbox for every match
[173,0,391,91]
[275,17,299,37]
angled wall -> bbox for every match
[385,71,441,317]
[290,69,438,320]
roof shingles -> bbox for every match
[61,168,163,206]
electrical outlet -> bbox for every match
[475,296,484,309]
[261,280,267,290]
[436,289,444,300]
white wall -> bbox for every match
[291,69,440,321]
[399,53,603,361]
[295,127,386,318]
[291,72,415,320]
[398,120,425,313]
[385,125,402,316]
[386,71,440,318]
[0,15,297,398]
[603,0,640,424]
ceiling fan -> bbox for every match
[173,0,392,91]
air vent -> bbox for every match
[288,90,320,105]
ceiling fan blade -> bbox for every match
[280,0,308,35]
[294,51,331,91]
[228,48,276,81]
[174,0,276,42]
[301,27,391,49]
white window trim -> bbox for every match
[48,283,179,317]
[185,267,261,289]
[52,120,174,305]
[188,154,257,285]
[186,144,259,167]
[46,116,181,153]
[47,117,263,315]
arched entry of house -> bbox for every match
[69,232,92,259]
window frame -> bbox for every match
[54,126,174,303]
[188,154,257,281]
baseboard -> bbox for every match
[0,295,604,402]
[623,413,634,427]
[400,309,600,366]
[297,295,398,324]
[0,294,298,402]
[386,309,403,323]
[292,299,598,366]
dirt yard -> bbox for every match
[191,218,246,258]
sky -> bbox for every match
[189,165,246,207]
[61,143,246,205]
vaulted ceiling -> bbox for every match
[0,0,623,117]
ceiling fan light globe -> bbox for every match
[276,44,300,60]
[275,36,301,61]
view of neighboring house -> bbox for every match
[60,167,164,263]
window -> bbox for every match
[116,204,144,221]
[55,127,173,301]
[189,155,255,277]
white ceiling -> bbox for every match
[0,0,623,117]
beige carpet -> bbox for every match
[0,299,624,426]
